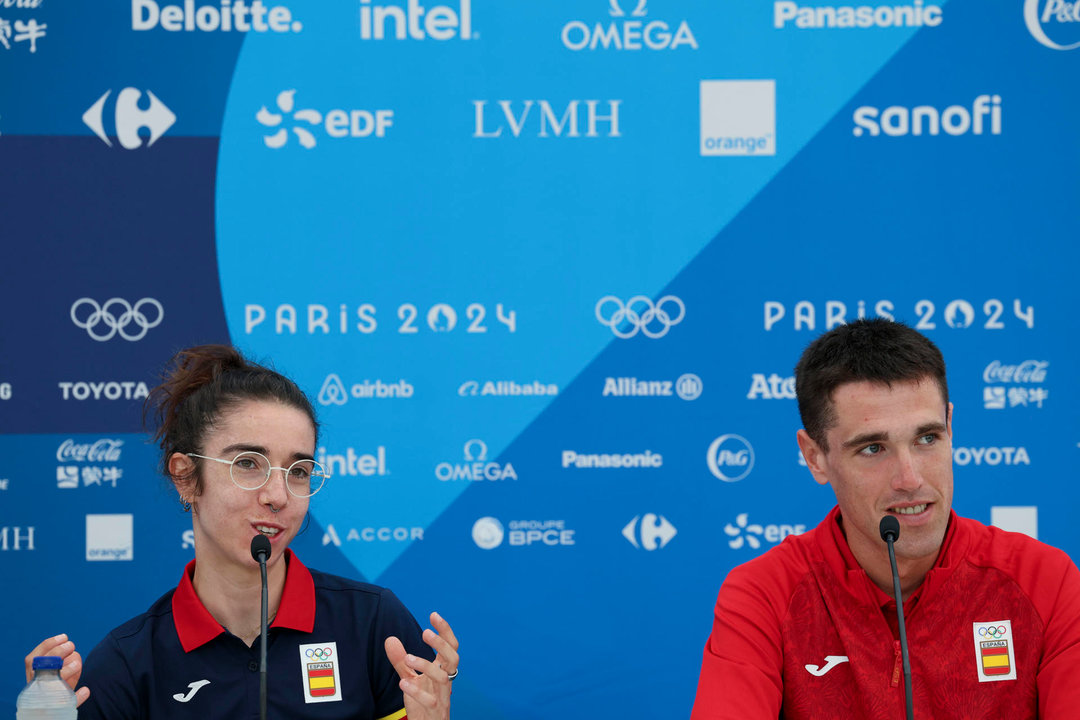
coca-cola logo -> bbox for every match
[56,439,124,463]
[983,360,1049,384]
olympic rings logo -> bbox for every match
[595,295,685,339]
[305,647,334,660]
[70,298,164,342]
[978,626,1008,638]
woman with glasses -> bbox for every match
[24,345,458,720]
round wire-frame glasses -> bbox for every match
[186,451,329,498]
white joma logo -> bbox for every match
[173,680,211,702]
[804,655,849,676]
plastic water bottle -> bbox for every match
[16,656,76,720]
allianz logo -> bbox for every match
[603,374,702,400]
[360,0,473,40]
[318,374,413,405]
[473,100,621,138]
[435,440,517,482]
[853,95,1001,138]
[747,373,796,399]
[774,1,942,29]
[316,446,388,477]
[1025,0,1080,51]
[132,0,302,33]
[953,447,1030,466]
[725,513,806,550]
[258,90,392,149]
[561,0,697,51]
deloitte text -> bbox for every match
[562,450,662,469]
[853,95,1001,137]
[360,0,472,40]
[132,0,302,32]
[774,1,942,29]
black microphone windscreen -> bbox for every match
[251,534,271,562]
[879,515,900,543]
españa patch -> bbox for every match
[299,642,342,703]
[972,620,1017,682]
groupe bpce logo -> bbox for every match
[595,295,685,339]
[70,298,164,341]
[304,647,334,660]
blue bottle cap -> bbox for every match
[31,656,63,670]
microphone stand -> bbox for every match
[881,517,914,720]
[251,534,271,720]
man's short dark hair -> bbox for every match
[794,319,948,451]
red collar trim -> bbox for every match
[172,549,316,653]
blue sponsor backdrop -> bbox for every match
[1,0,1077,716]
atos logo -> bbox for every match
[1025,0,1080,50]
[360,0,473,40]
[853,95,1001,138]
[82,88,176,149]
[725,513,805,550]
[747,373,796,399]
[622,513,677,551]
[561,0,697,51]
[473,100,621,138]
[257,90,393,149]
[706,434,754,482]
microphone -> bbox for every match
[250,535,271,720]
[879,516,913,720]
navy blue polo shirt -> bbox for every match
[78,551,434,720]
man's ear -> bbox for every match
[796,429,830,487]
[168,452,198,503]
[946,401,954,440]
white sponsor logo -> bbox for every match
[71,297,164,341]
[457,380,558,397]
[724,512,806,549]
[243,302,515,334]
[853,95,1001,138]
[82,90,175,149]
[622,513,677,550]
[747,373,796,399]
[595,295,685,339]
[1025,0,1080,50]
[472,516,504,549]
[991,506,1038,540]
[0,526,34,551]
[317,374,413,405]
[58,381,149,401]
[700,80,775,156]
[774,1,942,29]
[435,439,517,482]
[0,382,11,400]
[471,519,576,548]
[182,529,195,549]
[561,0,696,51]
[360,0,472,40]
[603,373,701,400]
[952,447,1030,466]
[707,435,755,482]
[763,298,1034,331]
[56,438,124,462]
[316,446,388,477]
[0,479,8,491]
[86,513,133,561]
[983,360,1048,384]
[984,387,1048,410]
[173,680,211,703]
[562,450,662,469]
[257,90,392,149]
[132,0,302,33]
[57,466,123,489]
[322,524,423,545]
[805,656,849,676]
[473,100,621,138]
[0,14,46,54]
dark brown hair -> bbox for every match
[794,319,948,451]
[146,345,318,496]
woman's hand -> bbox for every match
[385,612,459,720]
[25,634,91,707]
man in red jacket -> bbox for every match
[691,319,1080,719]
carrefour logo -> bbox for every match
[622,513,676,550]
[706,434,754,482]
[1025,0,1080,50]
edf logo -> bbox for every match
[706,434,755,482]
[82,88,176,149]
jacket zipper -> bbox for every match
[891,640,902,688]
